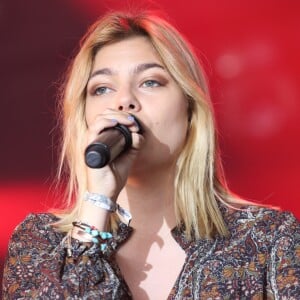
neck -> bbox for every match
[117,166,178,234]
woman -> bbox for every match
[3,11,300,299]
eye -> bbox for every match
[141,80,161,88]
[93,86,112,95]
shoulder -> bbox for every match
[9,213,63,251]
[223,204,300,242]
[13,213,59,234]
[242,205,298,227]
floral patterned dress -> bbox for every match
[2,205,300,299]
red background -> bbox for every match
[1,0,300,281]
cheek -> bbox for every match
[85,99,102,127]
[169,107,189,150]
[153,112,189,154]
[84,104,93,127]
[168,120,188,151]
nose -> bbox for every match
[118,103,136,111]
[115,87,141,112]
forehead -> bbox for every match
[92,36,163,69]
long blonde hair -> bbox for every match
[54,11,235,239]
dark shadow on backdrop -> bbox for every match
[0,0,105,292]
[0,0,98,180]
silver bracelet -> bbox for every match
[84,191,132,224]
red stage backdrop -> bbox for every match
[1,0,299,281]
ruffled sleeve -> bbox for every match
[2,213,132,299]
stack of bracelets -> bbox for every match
[66,221,113,257]
[66,191,132,257]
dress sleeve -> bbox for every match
[2,213,131,299]
[268,211,300,299]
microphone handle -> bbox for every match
[84,124,132,168]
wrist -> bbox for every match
[83,190,132,225]
[84,191,117,212]
[86,186,118,202]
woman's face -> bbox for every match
[85,36,189,172]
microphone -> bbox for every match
[84,115,143,168]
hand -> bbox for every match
[85,109,144,201]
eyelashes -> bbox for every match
[88,77,167,97]
[140,79,162,88]
[93,86,113,96]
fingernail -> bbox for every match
[111,119,118,124]
[127,115,135,122]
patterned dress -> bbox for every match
[2,205,300,299]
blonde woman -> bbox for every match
[3,11,300,299]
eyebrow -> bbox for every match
[134,63,164,74]
[89,62,165,80]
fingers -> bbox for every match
[84,111,144,198]
[98,109,139,129]
[86,109,141,144]
[86,117,118,144]
[131,132,145,150]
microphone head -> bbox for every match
[85,143,110,168]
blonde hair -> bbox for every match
[54,11,236,239]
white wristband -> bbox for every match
[84,191,117,212]
[84,191,132,225]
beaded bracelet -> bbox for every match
[66,221,113,257]
[72,221,112,244]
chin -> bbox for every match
[130,156,175,178]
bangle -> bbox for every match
[84,191,132,225]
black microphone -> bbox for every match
[84,115,143,168]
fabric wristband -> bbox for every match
[84,191,132,224]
